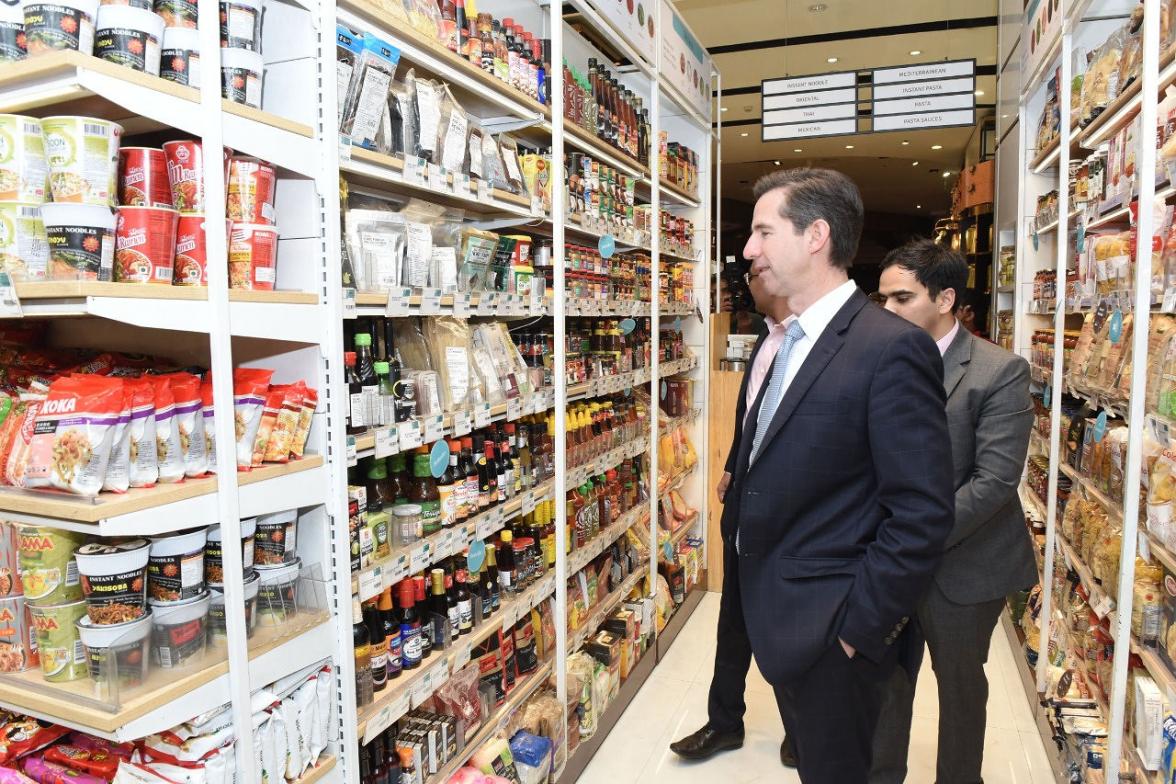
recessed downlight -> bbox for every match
[912,161,919,166]
[916,204,922,208]
[975,89,985,96]
[809,3,827,11]
[740,132,749,137]
[931,144,943,150]
[909,49,922,56]
[901,140,910,146]
[845,144,854,149]
[793,148,802,153]
[721,107,728,112]
[774,160,781,165]
[942,171,951,178]
[827,57,839,63]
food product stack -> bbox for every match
[657,133,700,199]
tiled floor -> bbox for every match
[580,592,1056,784]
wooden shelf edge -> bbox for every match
[294,756,337,784]
[13,282,317,306]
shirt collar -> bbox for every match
[763,313,789,333]
[936,319,961,356]
[795,279,858,344]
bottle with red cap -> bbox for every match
[397,579,422,670]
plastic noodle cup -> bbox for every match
[161,139,205,214]
[0,597,37,672]
[154,0,195,29]
[227,222,277,290]
[254,509,297,566]
[0,524,19,598]
[204,517,256,587]
[21,0,98,56]
[94,4,162,74]
[150,590,207,668]
[220,47,263,108]
[209,569,258,639]
[218,0,260,50]
[41,202,115,280]
[0,202,49,280]
[148,528,206,604]
[76,610,152,694]
[159,25,199,84]
[0,115,48,203]
[28,599,87,682]
[74,538,150,625]
[226,156,275,224]
[115,205,177,283]
[173,213,207,285]
[255,557,299,625]
[118,147,172,207]
[101,0,154,11]
[0,2,26,62]
[40,116,122,206]
[18,526,85,604]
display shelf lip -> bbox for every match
[540,115,649,179]
[0,614,331,740]
[9,283,319,323]
[293,757,337,784]
[1029,138,1061,174]
[0,455,323,529]
[1086,203,1131,230]
[639,177,702,209]
[1057,534,1117,623]
[1081,47,1176,149]
[1058,462,1124,521]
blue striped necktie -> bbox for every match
[749,319,806,464]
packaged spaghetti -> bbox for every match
[262,381,305,464]
[232,367,273,470]
[24,375,123,497]
[100,383,132,493]
[127,377,157,488]
[152,376,183,484]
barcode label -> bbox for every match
[159,645,172,668]
[19,207,39,218]
[73,640,84,664]
[84,123,109,136]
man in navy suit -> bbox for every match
[721,168,955,782]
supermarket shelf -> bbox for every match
[540,116,648,180]
[294,757,337,784]
[1081,48,1176,149]
[1000,611,1067,782]
[659,301,696,317]
[353,289,543,319]
[1030,138,1062,174]
[0,455,325,536]
[660,407,702,434]
[1057,535,1117,624]
[356,580,557,743]
[353,478,556,601]
[11,282,323,342]
[0,51,318,178]
[568,565,647,653]
[340,147,540,219]
[1086,203,1132,230]
[567,367,654,403]
[0,614,332,741]
[568,502,651,576]
[1132,636,1176,703]
[1020,482,1047,521]
[657,586,705,658]
[636,177,701,209]
[557,645,656,784]
[566,436,650,489]
[660,355,700,377]
[1058,463,1124,522]
[562,298,653,318]
[1036,207,1081,235]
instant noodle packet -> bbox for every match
[25,375,123,496]
[231,368,273,471]
[289,388,317,460]
[151,376,183,484]
[126,378,157,488]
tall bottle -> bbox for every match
[413,575,433,656]
[410,450,442,536]
[444,569,461,639]
[345,352,364,434]
[437,444,458,529]
[429,568,450,648]
[460,437,480,515]
[455,566,473,634]
[397,579,422,670]
[364,599,388,692]
[498,530,517,594]
[474,434,492,509]
[352,597,373,706]
[484,544,500,611]
[379,587,402,681]
[354,332,378,430]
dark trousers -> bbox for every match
[705,539,755,733]
[870,581,1005,784]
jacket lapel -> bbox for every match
[752,289,868,463]
[942,325,973,400]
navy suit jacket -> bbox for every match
[728,289,955,685]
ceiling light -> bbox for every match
[774,160,781,165]
[942,171,951,178]
[931,144,943,150]
[827,57,839,63]
[740,132,748,137]
[721,107,728,112]
[909,50,921,56]
[1001,113,1009,118]
[845,144,854,149]
[912,161,919,166]
[975,89,985,96]
[916,204,922,208]
[901,140,910,146]
[808,3,827,11]
[793,148,802,153]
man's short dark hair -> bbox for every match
[752,168,864,269]
[880,238,969,313]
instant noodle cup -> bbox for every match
[159,25,198,84]
[154,0,194,28]
[173,212,206,285]
[204,517,256,587]
[150,590,206,668]
[0,596,36,672]
[76,609,151,694]
[220,47,262,108]
[18,526,84,603]
[21,0,98,56]
[255,557,299,625]
[161,139,212,213]
[218,0,260,50]
[0,523,18,597]
[94,4,161,74]
[117,147,171,207]
[209,570,257,639]
[41,116,121,205]
[0,115,48,202]
[227,222,276,290]
[254,509,296,566]
[41,202,115,280]
[147,528,205,603]
[0,2,26,62]
[226,156,274,224]
[28,599,87,682]
[0,201,49,280]
[115,205,176,283]
[74,538,150,625]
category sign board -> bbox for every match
[659,0,713,119]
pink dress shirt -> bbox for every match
[744,315,793,431]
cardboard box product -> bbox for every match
[1134,674,1164,770]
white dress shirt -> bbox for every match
[936,319,960,356]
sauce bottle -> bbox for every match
[460,437,479,516]
[484,544,501,611]
[397,579,422,670]
[410,450,442,536]
[455,566,473,634]
[413,575,433,656]
[444,569,461,639]
[437,443,458,529]
[364,599,387,692]
[345,351,364,433]
[354,332,378,430]
[429,568,450,649]
[379,587,402,681]
[498,530,516,594]
[352,596,373,706]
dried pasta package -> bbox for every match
[438,87,469,174]
[127,378,158,488]
[339,34,400,150]
[1150,450,1176,547]
[392,318,432,371]
[401,0,442,39]
[497,137,528,196]
[268,382,306,462]
[423,317,473,412]
[1099,311,1131,391]
[290,387,317,460]
[459,228,497,293]
[233,368,275,471]
[1118,7,1144,92]
[1081,27,1125,124]
[345,209,407,292]
[152,376,185,484]
[413,77,444,164]
[251,387,286,468]
[25,375,124,497]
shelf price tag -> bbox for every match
[478,292,498,316]
[479,182,494,204]
[374,427,398,459]
[457,173,471,195]
[1091,591,1115,619]
[435,529,453,559]
[521,492,536,515]
[506,398,523,422]
[420,288,442,315]
[384,554,410,587]
[474,403,492,429]
[386,287,412,317]
[346,435,357,467]
[502,598,518,627]
[423,414,445,444]
[405,157,428,186]
[456,525,475,550]
[399,420,423,451]
[363,691,410,744]
[358,568,382,602]
[452,640,472,671]
[0,273,21,318]
[428,165,446,192]
[453,292,472,317]
[475,513,497,541]
[342,287,357,319]
[409,541,431,573]
[531,194,543,216]
[452,409,472,437]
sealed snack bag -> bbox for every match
[200,379,216,473]
[101,383,134,493]
[263,382,306,464]
[250,387,286,468]
[127,378,158,488]
[25,375,124,497]
[232,368,274,470]
[161,373,206,477]
[289,388,317,460]
[152,376,184,484]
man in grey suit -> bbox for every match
[870,239,1038,784]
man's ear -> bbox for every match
[939,287,958,315]
[807,219,832,256]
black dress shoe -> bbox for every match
[669,725,744,760]
[780,735,798,768]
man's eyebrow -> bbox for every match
[752,222,773,231]
[883,289,915,297]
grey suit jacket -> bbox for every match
[937,326,1038,605]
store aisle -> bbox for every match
[580,592,1055,784]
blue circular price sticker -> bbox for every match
[1109,309,1124,344]
[619,318,636,335]
[1076,221,1086,253]
[429,439,450,478]
[1032,230,1039,252]
[673,317,683,332]
[1094,410,1108,442]
[598,234,616,259]
[1044,384,1052,407]
[467,540,486,572]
